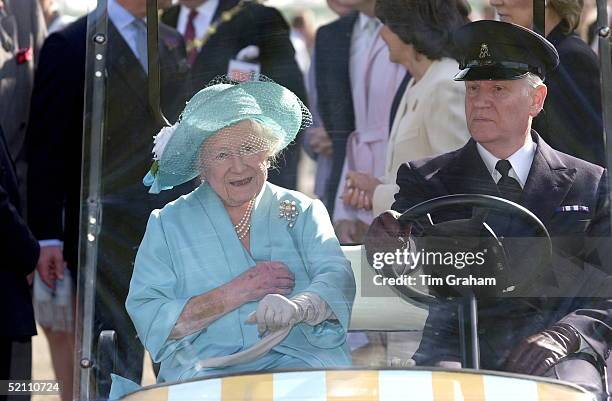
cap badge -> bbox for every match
[479,43,491,59]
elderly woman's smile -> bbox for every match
[200,120,274,207]
[229,177,254,186]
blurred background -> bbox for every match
[53,0,495,27]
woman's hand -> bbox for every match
[334,219,370,244]
[36,245,66,289]
[245,294,302,336]
[334,219,357,244]
[171,262,293,339]
[236,261,295,302]
[308,127,333,157]
[341,171,381,210]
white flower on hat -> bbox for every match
[152,123,178,161]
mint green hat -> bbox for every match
[144,79,311,193]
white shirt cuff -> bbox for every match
[39,239,63,247]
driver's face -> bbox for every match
[465,79,546,151]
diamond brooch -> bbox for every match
[279,200,298,228]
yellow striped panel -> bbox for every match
[122,385,168,401]
[537,382,595,401]
[326,370,379,401]
[119,370,596,401]
[273,371,326,401]
[221,374,274,401]
[432,371,486,401]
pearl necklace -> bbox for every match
[234,197,255,240]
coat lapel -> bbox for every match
[0,13,16,53]
[520,133,576,225]
[389,71,411,133]
[0,14,17,117]
[191,0,241,73]
[107,22,148,109]
[438,139,499,197]
[212,0,240,22]
[436,133,577,226]
[336,13,357,87]
[161,5,180,28]
[194,183,253,278]
[250,182,273,262]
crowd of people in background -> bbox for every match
[1,0,611,400]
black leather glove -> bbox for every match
[364,210,413,267]
[505,323,581,376]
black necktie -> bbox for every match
[495,159,522,203]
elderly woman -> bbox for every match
[116,80,355,392]
[342,0,471,217]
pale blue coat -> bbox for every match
[126,182,355,383]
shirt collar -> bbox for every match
[476,135,536,188]
[108,0,140,30]
[181,0,218,18]
[357,13,377,32]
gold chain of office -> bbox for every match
[185,0,262,54]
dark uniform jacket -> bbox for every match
[0,126,39,338]
[161,1,306,190]
[392,132,611,369]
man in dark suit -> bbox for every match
[300,8,355,212]
[0,125,39,393]
[0,1,45,391]
[0,0,46,211]
[311,11,356,215]
[366,21,610,392]
[161,0,306,190]
[26,0,191,391]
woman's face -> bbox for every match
[380,25,417,71]
[199,120,270,207]
[489,0,534,28]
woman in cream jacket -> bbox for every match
[344,0,472,217]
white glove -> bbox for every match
[246,294,301,336]
[236,45,260,61]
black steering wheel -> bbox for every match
[377,194,553,304]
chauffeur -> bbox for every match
[365,20,611,393]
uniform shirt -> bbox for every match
[107,0,145,61]
[176,0,218,40]
[476,136,537,188]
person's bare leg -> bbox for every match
[41,326,74,401]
